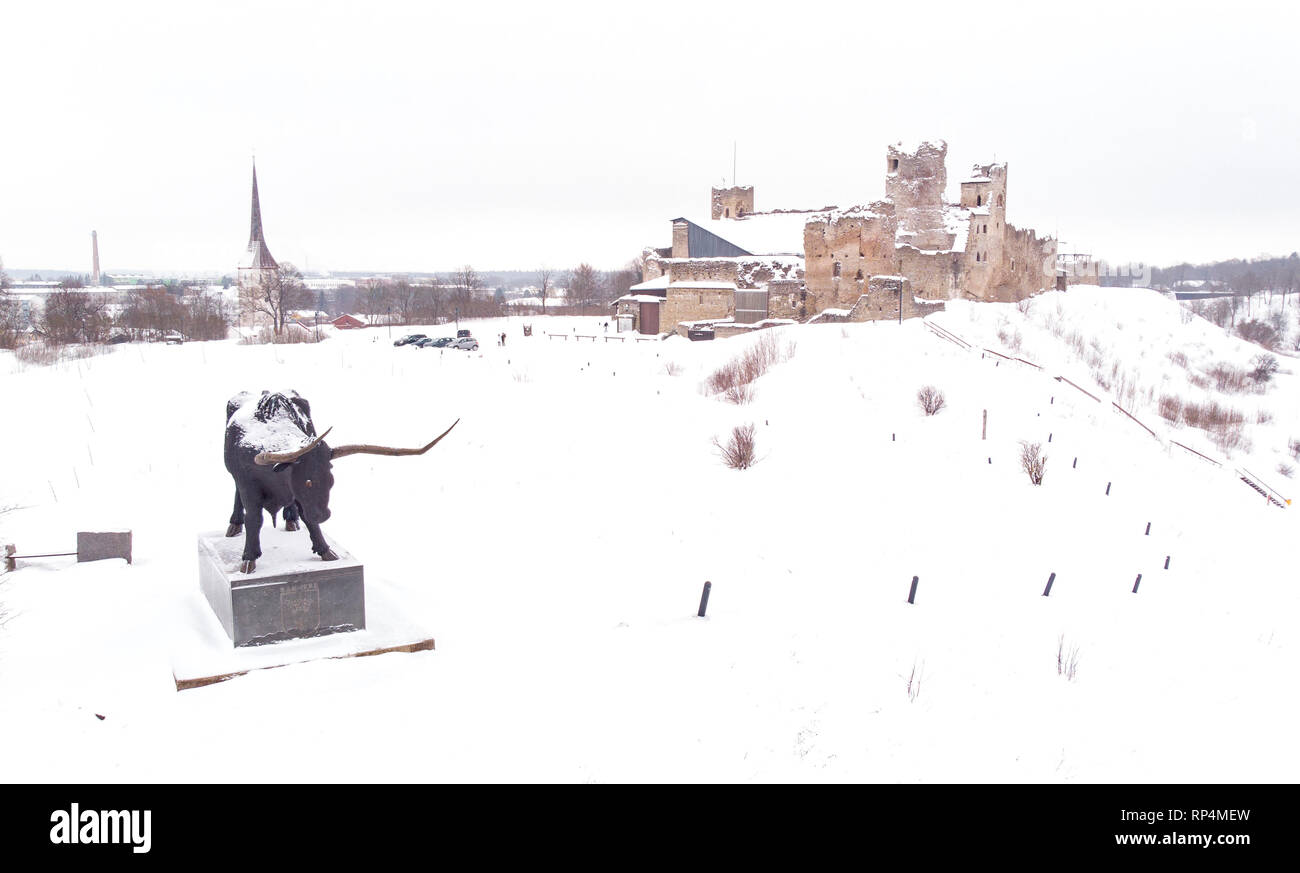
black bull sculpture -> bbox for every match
[224,391,458,573]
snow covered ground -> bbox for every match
[1,287,1296,783]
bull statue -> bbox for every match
[224,390,458,573]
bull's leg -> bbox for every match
[302,520,339,562]
[225,490,244,537]
[284,501,301,532]
[239,500,264,573]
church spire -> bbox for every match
[242,160,278,271]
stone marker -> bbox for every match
[198,529,364,647]
[77,530,132,564]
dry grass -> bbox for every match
[713,423,757,470]
[704,330,794,405]
[14,342,111,367]
[663,361,684,376]
[1057,635,1081,682]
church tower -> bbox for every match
[237,161,279,290]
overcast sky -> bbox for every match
[2,0,1297,276]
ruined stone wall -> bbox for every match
[766,279,809,321]
[665,259,741,285]
[842,276,945,323]
[663,287,733,330]
[711,186,755,220]
[897,246,963,300]
[960,223,1055,302]
[804,203,898,316]
[885,141,951,250]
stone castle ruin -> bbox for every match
[616,140,1057,336]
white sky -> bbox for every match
[2,0,1297,275]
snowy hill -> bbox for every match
[0,287,1296,782]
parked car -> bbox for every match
[449,336,479,351]
[414,337,440,348]
[456,329,472,338]
[687,327,715,341]
[394,334,427,347]
[427,336,455,348]
[164,331,185,345]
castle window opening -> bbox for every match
[833,261,842,278]
[998,194,1004,207]
[977,195,983,206]
[891,158,899,171]
[983,224,988,233]
[725,208,730,217]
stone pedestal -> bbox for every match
[198,529,365,647]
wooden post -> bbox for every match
[1073,457,1077,469]
[3,545,14,573]
[1106,482,1112,495]
[982,409,987,440]
[1164,556,1170,570]
[1042,572,1056,597]
[1145,522,1151,536]
[907,575,919,605]
[1132,573,1142,593]
[697,581,712,617]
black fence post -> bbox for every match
[907,575,919,605]
[697,581,712,617]
[1042,572,1056,597]
[1132,573,1142,593]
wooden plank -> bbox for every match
[1170,440,1222,466]
[1054,375,1102,403]
[1111,401,1158,438]
[174,637,436,692]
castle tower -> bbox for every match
[91,230,101,286]
[885,141,950,249]
[238,161,279,290]
[711,185,754,220]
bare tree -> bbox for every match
[239,264,312,334]
[359,280,390,325]
[538,267,551,313]
[567,263,602,311]
[0,256,20,349]
[41,290,110,344]
[389,277,418,325]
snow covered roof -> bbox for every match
[683,211,827,256]
[628,274,671,292]
[614,294,667,304]
[671,281,736,290]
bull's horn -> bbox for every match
[330,419,459,460]
[254,427,333,465]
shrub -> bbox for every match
[1206,362,1251,394]
[917,385,946,416]
[663,361,684,376]
[1157,394,1183,423]
[713,423,757,470]
[1020,441,1047,485]
[1288,438,1300,461]
[1277,463,1294,479]
[703,330,793,404]
[1238,320,1280,350]
[1249,353,1279,383]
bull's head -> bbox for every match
[254,419,460,525]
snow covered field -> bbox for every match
[1,287,1296,783]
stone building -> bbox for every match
[618,140,1057,336]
